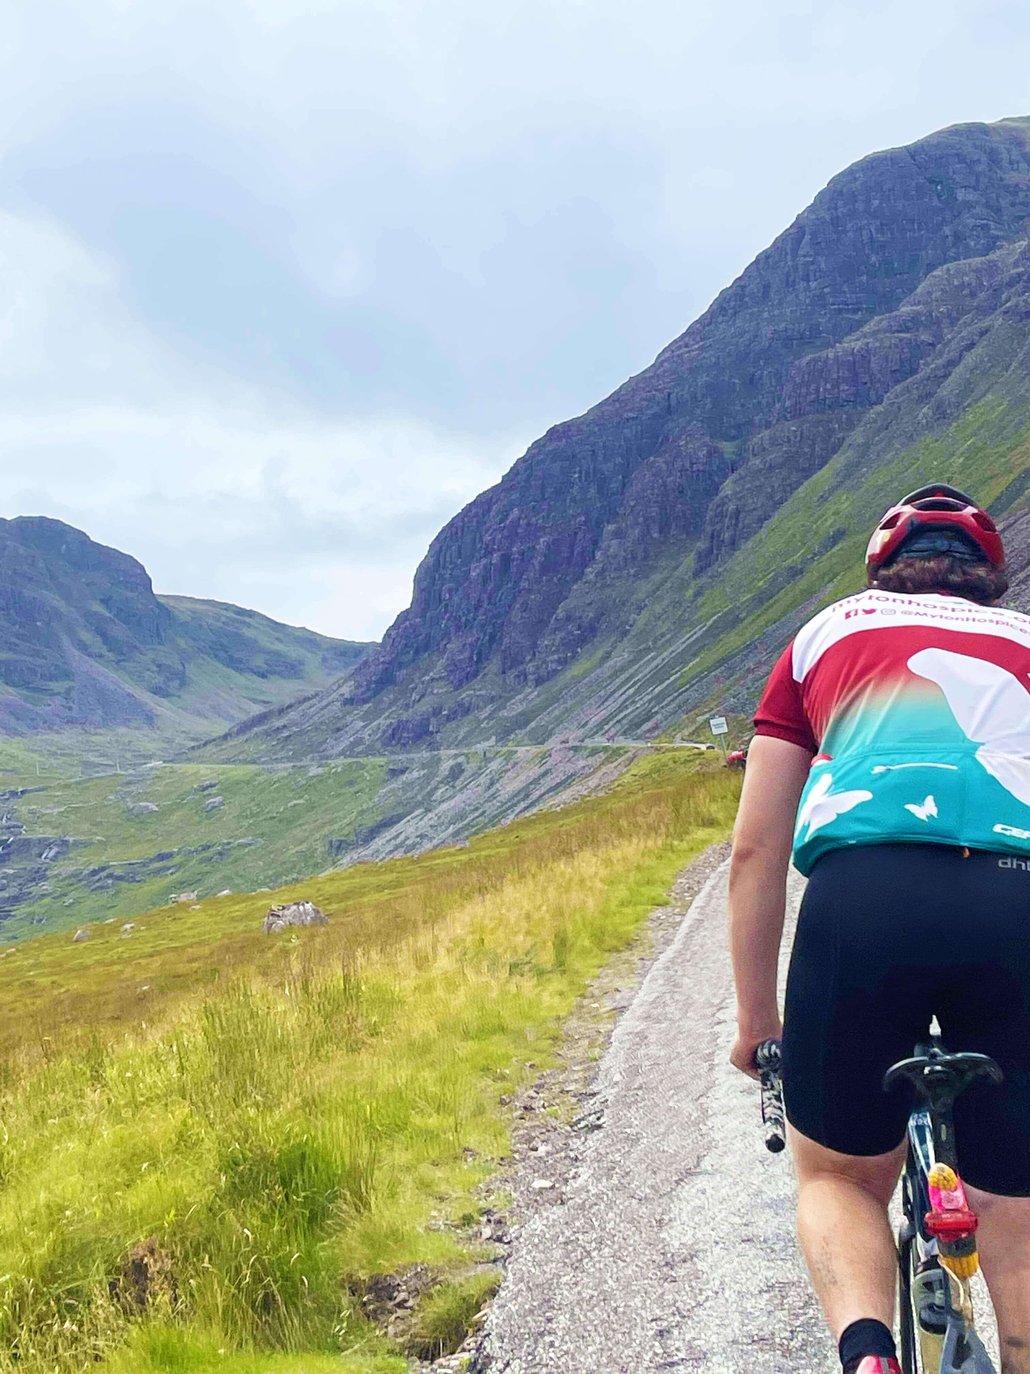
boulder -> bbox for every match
[73,928,90,942]
[263,901,329,934]
[203,796,224,813]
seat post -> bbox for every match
[885,1040,1003,1287]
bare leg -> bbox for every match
[790,1126,907,1339]
[967,1187,1030,1374]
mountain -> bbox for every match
[220,116,1030,765]
[0,518,370,739]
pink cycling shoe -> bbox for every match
[852,1360,901,1374]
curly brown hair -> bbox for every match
[869,554,1009,605]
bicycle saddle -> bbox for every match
[884,1040,1003,1111]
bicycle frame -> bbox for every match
[895,1109,996,1374]
[887,1038,1003,1374]
[756,1035,1002,1374]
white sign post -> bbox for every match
[709,715,729,757]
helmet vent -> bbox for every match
[914,498,964,511]
[867,484,1005,571]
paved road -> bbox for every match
[476,856,1004,1373]
[244,740,714,770]
[477,858,833,1373]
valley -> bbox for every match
[3,112,1030,1373]
[0,737,721,942]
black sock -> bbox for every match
[839,1318,896,1372]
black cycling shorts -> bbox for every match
[782,842,1030,1196]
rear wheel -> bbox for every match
[899,1235,947,1372]
[917,1309,945,1373]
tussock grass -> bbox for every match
[0,756,737,1373]
[403,1271,501,1360]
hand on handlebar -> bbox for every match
[730,1018,782,1081]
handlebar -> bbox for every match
[755,1038,785,1153]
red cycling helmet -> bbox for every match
[865,483,1005,573]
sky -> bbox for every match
[2,0,1030,641]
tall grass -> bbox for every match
[0,757,737,1373]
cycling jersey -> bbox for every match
[754,590,1030,874]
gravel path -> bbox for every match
[455,847,1002,1374]
[474,856,833,1373]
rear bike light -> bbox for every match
[926,1163,980,1278]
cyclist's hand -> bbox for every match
[730,1021,782,1081]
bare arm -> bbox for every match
[728,734,811,1078]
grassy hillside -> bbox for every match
[0,517,370,743]
[0,755,738,1374]
[410,396,1030,750]
[1,733,687,943]
[0,751,388,943]
[156,596,368,732]
[671,399,1030,701]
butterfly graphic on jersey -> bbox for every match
[904,795,938,822]
[907,648,1030,807]
[795,771,873,840]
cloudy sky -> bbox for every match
[2,0,1029,640]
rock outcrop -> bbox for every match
[263,901,329,934]
[220,117,1030,762]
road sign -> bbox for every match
[709,716,728,736]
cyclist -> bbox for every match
[727,484,1030,1374]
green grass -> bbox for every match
[403,1271,501,1361]
[0,755,738,1373]
[0,735,128,788]
[104,1336,404,1374]
[0,758,388,941]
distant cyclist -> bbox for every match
[728,484,1030,1374]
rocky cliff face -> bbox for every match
[0,518,371,737]
[355,121,1030,697]
[223,117,1030,761]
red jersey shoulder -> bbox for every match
[792,592,1030,682]
[753,641,817,754]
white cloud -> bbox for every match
[0,0,1028,644]
[1,399,519,640]
[0,210,520,639]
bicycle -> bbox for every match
[756,1034,1003,1374]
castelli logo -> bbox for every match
[994,823,1030,841]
